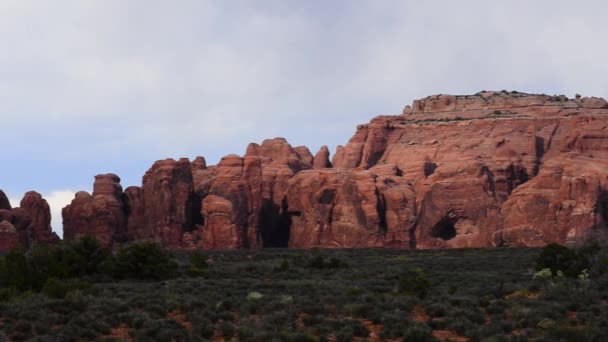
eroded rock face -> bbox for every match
[320,91,608,247]
[140,158,198,245]
[20,191,60,245]
[0,190,59,251]
[0,190,11,211]
[0,221,19,252]
[313,145,332,169]
[287,164,415,248]
[57,91,608,249]
[63,174,127,246]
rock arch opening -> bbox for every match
[430,216,457,240]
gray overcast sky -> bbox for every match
[1,0,607,235]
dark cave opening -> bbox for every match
[597,190,608,227]
[259,198,292,248]
[424,161,437,177]
[430,216,457,240]
[185,192,204,231]
[319,189,336,204]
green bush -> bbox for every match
[63,235,112,277]
[0,236,113,295]
[402,323,436,342]
[112,241,178,280]
[308,255,349,269]
[535,243,592,278]
[397,267,430,298]
[42,278,95,299]
[190,251,208,269]
[219,321,235,338]
[186,266,206,278]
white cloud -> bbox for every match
[2,1,607,153]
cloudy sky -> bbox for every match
[1,0,607,236]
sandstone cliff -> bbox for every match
[51,91,608,249]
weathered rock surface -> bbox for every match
[0,191,59,251]
[55,91,608,249]
[0,190,11,211]
[0,220,19,252]
[63,174,127,246]
[20,191,60,245]
[313,145,332,169]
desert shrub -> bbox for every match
[186,266,206,277]
[545,325,600,341]
[397,267,430,298]
[447,315,476,335]
[427,302,449,317]
[219,321,235,338]
[237,325,255,340]
[380,311,411,339]
[588,245,608,277]
[402,323,436,342]
[42,277,95,299]
[335,326,354,342]
[535,243,597,278]
[246,291,263,301]
[292,332,317,342]
[0,236,112,296]
[137,319,189,342]
[343,302,371,317]
[192,321,215,339]
[0,248,41,292]
[274,259,291,272]
[62,235,112,277]
[112,241,178,280]
[189,250,208,268]
[308,255,349,269]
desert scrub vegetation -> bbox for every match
[0,240,607,340]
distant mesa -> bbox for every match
[3,91,608,251]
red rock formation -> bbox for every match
[0,190,59,251]
[318,91,608,248]
[189,138,312,249]
[63,174,127,246]
[0,190,11,210]
[200,195,240,249]
[58,91,608,249]
[124,186,145,240]
[19,191,60,245]
[0,221,19,252]
[140,158,198,245]
[313,145,332,169]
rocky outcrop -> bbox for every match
[63,174,127,246]
[0,190,11,211]
[0,192,20,251]
[55,91,608,249]
[140,158,198,245]
[313,146,332,169]
[19,192,60,245]
[0,191,60,251]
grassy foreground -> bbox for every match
[1,245,607,341]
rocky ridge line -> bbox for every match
[3,90,608,251]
